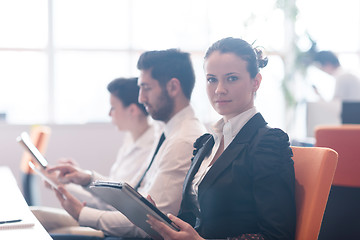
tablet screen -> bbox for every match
[17,132,48,169]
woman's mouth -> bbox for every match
[215,100,231,105]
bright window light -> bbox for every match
[0,0,359,132]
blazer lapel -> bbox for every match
[198,113,267,200]
[182,135,215,193]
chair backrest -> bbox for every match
[291,146,338,240]
[315,125,360,187]
[20,125,51,174]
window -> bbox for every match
[1,0,358,133]
[297,0,360,101]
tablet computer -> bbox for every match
[16,132,48,169]
[90,181,179,240]
[28,161,66,199]
[28,161,58,190]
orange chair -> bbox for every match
[19,125,51,205]
[291,146,338,240]
[315,125,360,239]
[315,125,360,187]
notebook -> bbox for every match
[0,219,34,230]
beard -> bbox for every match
[150,89,174,122]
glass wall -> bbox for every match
[1,0,359,134]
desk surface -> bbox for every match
[0,166,52,239]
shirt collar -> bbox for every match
[333,67,344,78]
[163,105,194,138]
[211,107,257,148]
[133,125,155,148]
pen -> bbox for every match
[0,219,22,224]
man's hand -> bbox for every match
[47,165,92,186]
[54,185,86,221]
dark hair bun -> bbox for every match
[255,48,268,68]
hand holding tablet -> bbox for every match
[28,161,68,200]
[17,131,67,199]
[90,181,179,240]
[28,161,58,190]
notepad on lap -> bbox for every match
[90,181,179,240]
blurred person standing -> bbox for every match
[313,50,360,102]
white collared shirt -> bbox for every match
[108,125,159,187]
[66,125,158,210]
[79,105,206,237]
[333,68,360,101]
[192,107,258,196]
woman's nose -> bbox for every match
[215,81,227,94]
[108,108,112,117]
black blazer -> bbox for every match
[178,113,296,240]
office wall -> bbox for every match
[306,101,341,137]
[0,123,124,208]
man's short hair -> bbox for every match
[313,51,340,67]
[137,49,195,100]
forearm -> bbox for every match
[78,207,149,238]
[81,172,117,211]
[66,184,114,210]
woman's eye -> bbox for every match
[228,76,238,82]
[207,77,217,83]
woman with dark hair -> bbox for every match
[104,77,156,187]
[147,37,296,240]
[32,77,158,236]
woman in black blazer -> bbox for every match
[148,37,296,240]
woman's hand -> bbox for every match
[40,167,61,189]
[57,157,80,167]
[147,213,204,240]
[54,185,85,221]
[146,195,156,206]
[47,164,92,186]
